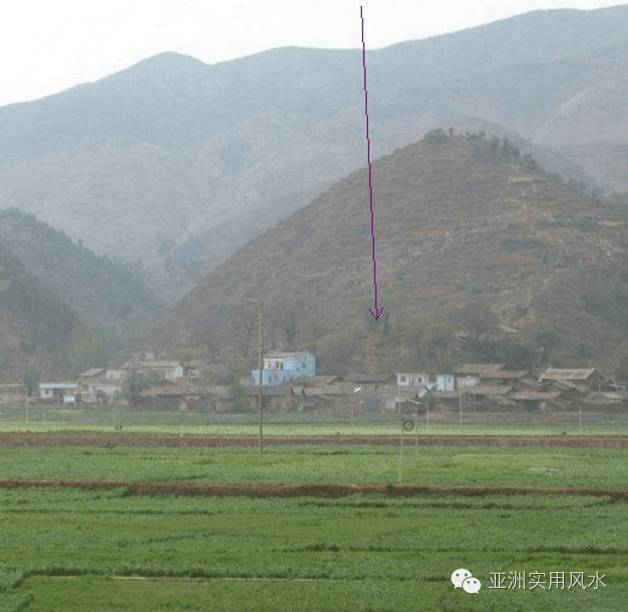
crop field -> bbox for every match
[0,430,627,611]
[2,403,628,436]
[1,489,627,611]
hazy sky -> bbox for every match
[0,0,621,107]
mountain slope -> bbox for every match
[3,6,628,298]
[0,243,82,377]
[147,134,628,370]
[0,209,163,343]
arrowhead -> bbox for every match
[369,306,385,320]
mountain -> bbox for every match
[146,134,628,371]
[0,209,163,345]
[3,6,628,299]
[0,242,82,378]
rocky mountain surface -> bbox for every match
[147,135,628,371]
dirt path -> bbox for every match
[1,432,627,448]
[1,478,627,499]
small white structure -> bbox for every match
[104,369,125,381]
[39,383,78,404]
[396,372,430,388]
[435,374,456,392]
[456,375,481,389]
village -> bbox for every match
[2,349,625,421]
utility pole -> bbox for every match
[257,302,265,453]
[425,396,430,429]
[459,389,464,428]
[398,421,404,485]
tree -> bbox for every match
[532,326,561,365]
[613,340,628,381]
[459,301,498,343]
[284,309,298,349]
[122,371,159,407]
[423,128,448,144]
[20,366,40,397]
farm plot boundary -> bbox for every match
[2,479,628,499]
[2,432,628,448]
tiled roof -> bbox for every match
[539,368,598,381]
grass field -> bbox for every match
[1,407,627,610]
[1,445,627,489]
[1,488,627,611]
[1,403,628,436]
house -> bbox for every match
[345,373,396,392]
[510,390,563,410]
[396,372,430,388]
[482,370,529,384]
[140,382,188,410]
[251,350,315,386]
[435,374,456,392]
[454,363,505,388]
[123,360,184,383]
[582,390,628,407]
[538,368,607,400]
[463,384,513,407]
[39,383,78,404]
[78,368,126,404]
[539,368,604,389]
[0,384,26,404]
[244,384,295,411]
[292,375,343,386]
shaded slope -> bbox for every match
[0,209,163,343]
[0,243,82,376]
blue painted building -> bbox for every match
[252,350,316,386]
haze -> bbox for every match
[0,0,621,107]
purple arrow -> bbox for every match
[360,5,384,321]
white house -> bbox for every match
[435,374,456,392]
[396,372,430,388]
[39,383,78,404]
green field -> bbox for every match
[1,445,628,489]
[0,438,627,611]
[1,403,628,436]
[1,488,627,611]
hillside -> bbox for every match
[0,243,82,378]
[2,6,628,299]
[147,134,628,372]
[0,209,163,345]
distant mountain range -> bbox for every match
[0,210,162,377]
[3,5,628,301]
[147,134,628,371]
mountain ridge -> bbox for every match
[3,5,628,300]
